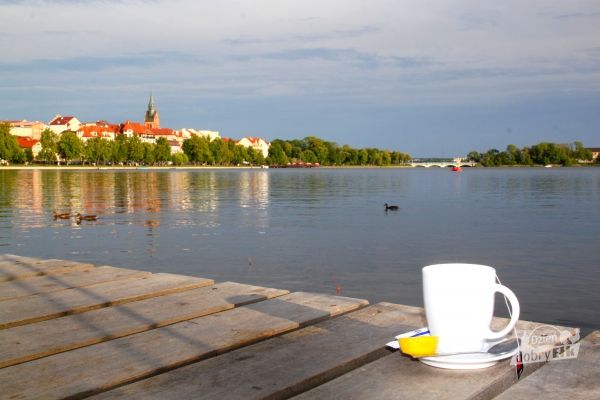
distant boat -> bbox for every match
[544,165,552,168]
[452,166,462,172]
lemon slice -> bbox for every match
[399,336,439,357]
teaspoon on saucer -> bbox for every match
[417,338,520,358]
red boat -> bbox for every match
[452,166,462,172]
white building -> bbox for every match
[48,115,81,135]
[4,120,47,140]
[181,128,221,141]
[237,137,271,158]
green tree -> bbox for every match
[210,138,232,165]
[250,147,265,165]
[300,149,317,163]
[257,135,410,167]
[267,142,289,165]
[530,142,571,165]
[480,149,500,166]
[23,148,34,163]
[0,122,25,163]
[85,138,112,165]
[58,131,84,164]
[381,150,392,166]
[143,142,155,165]
[516,147,533,165]
[571,141,592,162]
[358,149,369,165]
[155,137,171,164]
[304,136,329,164]
[171,152,189,166]
[113,135,129,164]
[467,151,482,163]
[231,143,246,165]
[128,135,145,164]
[38,129,58,163]
[367,148,383,165]
[182,135,212,164]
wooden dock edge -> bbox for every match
[1,255,595,400]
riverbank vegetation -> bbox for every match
[2,123,411,167]
[267,137,411,166]
[4,122,595,168]
[467,142,596,166]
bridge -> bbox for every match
[408,160,477,168]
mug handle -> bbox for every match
[486,284,520,340]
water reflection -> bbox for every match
[0,168,599,331]
[239,171,270,230]
[2,170,277,231]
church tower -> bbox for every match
[144,93,160,129]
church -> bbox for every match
[144,94,160,129]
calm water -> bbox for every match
[1,168,599,331]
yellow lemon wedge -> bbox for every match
[399,336,439,357]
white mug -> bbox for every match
[423,263,520,353]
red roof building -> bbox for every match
[16,137,42,157]
[77,124,119,141]
[48,115,81,134]
[237,136,271,158]
[120,121,147,137]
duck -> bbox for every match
[76,213,97,222]
[384,203,399,211]
[53,210,71,220]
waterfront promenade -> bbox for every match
[0,254,597,399]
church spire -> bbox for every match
[144,93,160,129]
[148,93,155,111]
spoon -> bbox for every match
[417,338,520,358]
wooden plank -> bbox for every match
[0,254,47,265]
[0,254,95,282]
[0,292,368,400]
[0,266,150,301]
[292,321,580,400]
[0,273,213,329]
[90,303,426,400]
[0,282,288,368]
[493,330,600,400]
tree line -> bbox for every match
[267,136,411,166]
[467,142,596,166]
[0,124,265,166]
[2,123,412,167]
[1,123,29,163]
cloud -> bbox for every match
[0,0,159,5]
[223,25,379,47]
[0,51,197,73]
[231,47,434,71]
[1,0,600,152]
[553,11,600,20]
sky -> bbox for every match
[1,0,599,156]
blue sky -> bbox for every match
[1,0,599,156]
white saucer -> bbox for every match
[419,347,518,370]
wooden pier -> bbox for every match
[0,254,597,399]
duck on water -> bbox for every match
[384,203,399,211]
[52,210,71,220]
[76,213,97,222]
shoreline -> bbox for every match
[0,164,597,171]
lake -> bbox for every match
[1,167,599,331]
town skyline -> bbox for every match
[1,1,599,155]
[2,94,273,161]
